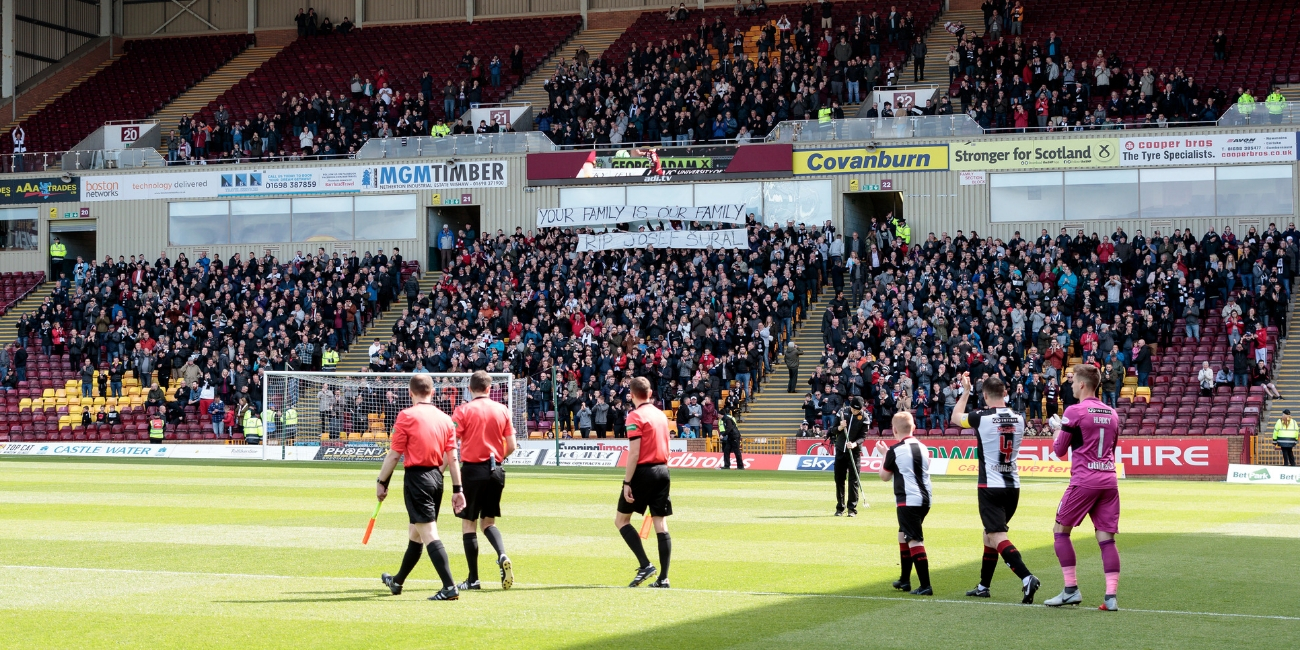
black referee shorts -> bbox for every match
[977,487,1021,534]
[617,463,672,517]
[457,461,505,521]
[403,465,444,524]
[897,505,929,543]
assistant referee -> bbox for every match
[377,374,465,601]
[616,377,673,589]
[452,370,517,591]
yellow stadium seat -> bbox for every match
[1123,376,1137,386]
[1135,387,1151,399]
[347,432,363,440]
[58,416,71,429]
[93,397,106,406]
[127,386,141,396]
[18,398,30,411]
[1119,386,1135,399]
[55,389,66,398]
[670,400,680,410]
[80,397,92,407]
[42,388,54,398]
[529,430,546,439]
[64,380,78,391]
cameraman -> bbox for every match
[831,397,870,517]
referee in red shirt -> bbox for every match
[451,371,517,591]
[616,377,673,588]
[377,374,465,601]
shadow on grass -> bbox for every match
[559,532,1300,649]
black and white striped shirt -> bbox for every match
[884,437,932,507]
[959,406,1024,489]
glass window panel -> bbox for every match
[1139,167,1215,218]
[627,183,693,206]
[230,199,291,244]
[762,180,833,227]
[292,197,353,241]
[559,187,625,207]
[1216,165,1294,217]
[354,194,418,240]
[989,172,1063,222]
[0,207,38,251]
[694,182,763,220]
[1064,170,1139,220]
[169,201,229,245]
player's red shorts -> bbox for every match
[1055,485,1120,533]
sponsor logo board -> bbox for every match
[1226,464,1300,485]
[504,449,546,466]
[950,139,1119,170]
[1119,132,1297,166]
[0,177,80,204]
[316,444,388,462]
[793,144,949,174]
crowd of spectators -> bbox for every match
[365,218,834,437]
[797,220,1292,437]
[535,2,929,146]
[4,246,413,432]
[941,1,1283,131]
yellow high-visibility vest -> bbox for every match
[1274,418,1299,441]
[49,242,67,259]
[1265,92,1285,115]
[284,408,298,426]
[818,107,832,123]
[149,418,165,439]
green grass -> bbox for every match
[1,458,1298,649]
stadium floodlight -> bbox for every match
[261,371,526,459]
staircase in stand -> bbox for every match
[334,272,439,373]
[149,44,287,149]
[1257,290,1300,465]
[740,289,833,439]
[507,28,626,110]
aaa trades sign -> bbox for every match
[950,139,1119,170]
[0,177,79,204]
[793,144,949,174]
[1119,133,1298,166]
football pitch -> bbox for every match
[1,458,1298,649]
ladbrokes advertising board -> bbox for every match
[1119,132,1298,166]
[950,138,1119,170]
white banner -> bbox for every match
[1226,464,1300,485]
[537,204,748,228]
[80,161,507,202]
[1119,132,1298,166]
[576,228,749,252]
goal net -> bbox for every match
[261,371,526,448]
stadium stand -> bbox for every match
[941,0,1299,128]
[0,252,419,443]
[3,35,254,155]
[536,1,943,143]
[155,17,581,161]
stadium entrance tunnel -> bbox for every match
[842,190,903,239]
[49,222,96,281]
[427,205,480,272]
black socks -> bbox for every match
[395,540,422,584]
[911,545,930,588]
[980,545,998,588]
[900,543,914,583]
[619,524,651,568]
[657,532,672,581]
[997,540,1033,580]
[427,540,454,588]
[483,525,506,558]
[463,533,480,583]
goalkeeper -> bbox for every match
[451,371,517,591]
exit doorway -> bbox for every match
[49,222,96,281]
[842,191,903,240]
[427,206,481,272]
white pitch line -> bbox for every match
[2,565,1298,622]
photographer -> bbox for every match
[830,397,870,517]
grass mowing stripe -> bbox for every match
[6,565,1299,622]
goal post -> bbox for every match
[261,371,526,452]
